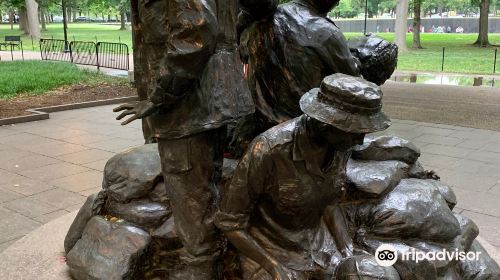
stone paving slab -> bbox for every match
[0,105,144,250]
[0,104,499,254]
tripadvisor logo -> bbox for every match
[375,244,398,266]
[375,244,482,267]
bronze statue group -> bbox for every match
[64,0,500,279]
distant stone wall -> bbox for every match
[334,18,500,34]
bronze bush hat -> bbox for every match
[300,73,391,133]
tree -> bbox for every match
[395,0,409,52]
[413,0,423,48]
[379,0,397,16]
[105,0,129,30]
[38,0,50,31]
[19,6,27,31]
[9,10,15,30]
[0,4,13,30]
[2,0,23,30]
[474,0,490,47]
[352,0,381,17]
[25,0,40,38]
[329,0,360,18]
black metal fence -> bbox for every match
[437,47,498,74]
[96,42,129,70]
[40,39,71,62]
[39,38,129,70]
[71,41,98,66]
[392,46,499,75]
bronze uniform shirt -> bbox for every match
[145,0,254,139]
[216,115,345,272]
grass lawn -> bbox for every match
[0,23,132,50]
[1,23,499,74]
[0,60,121,99]
[346,32,500,75]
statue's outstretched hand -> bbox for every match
[113,100,159,125]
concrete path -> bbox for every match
[0,105,144,252]
[0,50,40,61]
[381,81,500,132]
[0,105,500,254]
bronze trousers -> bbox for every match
[157,127,225,279]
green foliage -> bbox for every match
[279,0,498,18]
[0,60,120,99]
[330,0,361,18]
[0,0,129,20]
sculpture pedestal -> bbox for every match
[0,211,499,280]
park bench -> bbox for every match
[0,36,22,50]
[0,36,24,61]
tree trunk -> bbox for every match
[395,0,409,52]
[25,0,41,38]
[412,0,422,49]
[40,7,47,31]
[9,10,14,30]
[474,0,490,47]
[120,10,126,30]
[19,8,28,33]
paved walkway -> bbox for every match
[0,105,500,253]
[381,81,500,132]
[0,50,40,61]
[0,106,144,252]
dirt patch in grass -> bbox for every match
[0,82,135,119]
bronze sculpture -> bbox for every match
[114,0,253,278]
[216,74,394,280]
[230,0,398,155]
[63,0,500,279]
[238,0,361,129]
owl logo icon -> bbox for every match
[375,244,398,267]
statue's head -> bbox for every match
[348,35,399,86]
[300,74,391,149]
